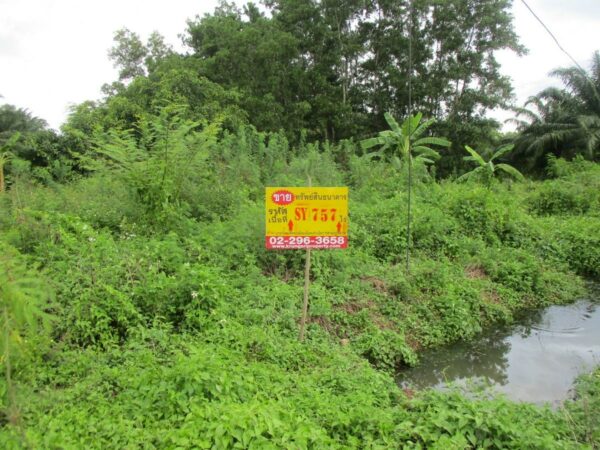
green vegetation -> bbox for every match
[1,1,599,447]
[360,112,450,271]
[0,120,598,446]
[511,51,600,172]
[457,144,524,187]
[0,132,20,193]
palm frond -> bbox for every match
[512,106,541,122]
[0,151,13,165]
[3,131,21,149]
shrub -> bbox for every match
[353,329,418,372]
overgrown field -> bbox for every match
[1,124,599,448]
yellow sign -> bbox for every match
[265,187,348,249]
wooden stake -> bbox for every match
[299,247,311,341]
[299,175,312,341]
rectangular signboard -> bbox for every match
[265,187,348,249]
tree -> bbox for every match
[457,143,524,186]
[108,28,173,82]
[361,112,450,271]
[0,104,76,183]
[67,56,246,142]
[0,104,46,134]
[266,0,368,140]
[186,3,305,136]
[108,28,147,81]
[512,51,600,172]
[551,51,600,159]
[358,0,524,165]
[182,0,523,149]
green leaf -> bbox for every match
[464,145,486,167]
[496,163,525,181]
[490,144,514,161]
[414,137,451,148]
[4,131,21,149]
[384,112,401,134]
[361,137,383,150]
[456,166,484,182]
[401,113,422,137]
[363,149,383,160]
[412,117,436,139]
[413,146,441,159]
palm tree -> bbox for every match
[361,112,450,271]
[457,144,524,186]
[511,51,600,171]
[552,52,600,158]
[0,104,47,134]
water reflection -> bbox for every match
[398,294,600,404]
[398,330,512,389]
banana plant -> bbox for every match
[361,112,450,272]
[361,112,450,169]
[457,144,524,187]
[0,132,21,193]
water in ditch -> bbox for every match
[397,287,600,405]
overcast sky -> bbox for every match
[1,0,599,130]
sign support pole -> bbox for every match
[299,176,312,342]
[299,247,311,341]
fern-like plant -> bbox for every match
[88,106,220,228]
[0,132,20,192]
[0,244,51,424]
[457,144,524,187]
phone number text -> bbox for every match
[266,236,347,249]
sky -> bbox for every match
[1,0,599,131]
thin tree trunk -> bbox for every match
[406,0,413,274]
[406,154,412,273]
